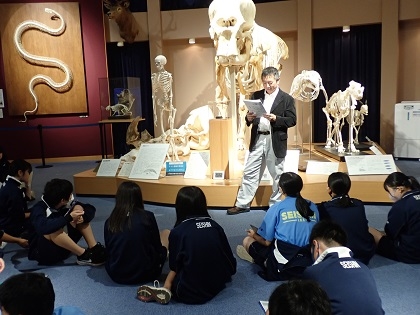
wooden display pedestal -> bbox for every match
[74,143,393,207]
[209,118,233,179]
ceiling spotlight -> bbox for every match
[117,41,124,47]
[188,38,195,44]
[342,25,350,33]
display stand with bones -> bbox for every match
[344,100,368,145]
[322,81,365,153]
[208,0,289,151]
[290,70,328,157]
[151,55,179,160]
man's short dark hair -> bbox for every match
[0,273,55,315]
[268,279,331,315]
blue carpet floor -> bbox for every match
[1,159,420,314]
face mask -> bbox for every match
[66,194,75,208]
[388,194,398,202]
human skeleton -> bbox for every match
[208,0,289,150]
[151,55,180,160]
[322,81,364,153]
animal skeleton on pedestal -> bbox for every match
[322,81,364,153]
[208,0,289,151]
[345,101,368,145]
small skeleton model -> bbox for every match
[345,101,368,145]
[151,55,178,160]
[106,89,134,117]
[322,81,364,153]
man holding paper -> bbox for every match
[227,67,296,215]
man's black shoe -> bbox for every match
[227,207,250,215]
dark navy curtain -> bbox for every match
[106,41,153,157]
[313,24,381,145]
[160,0,282,11]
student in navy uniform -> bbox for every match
[104,181,168,284]
[236,172,319,281]
[267,279,331,315]
[0,146,10,186]
[137,186,236,305]
[29,178,106,266]
[318,172,375,265]
[369,171,420,263]
[304,220,384,315]
[0,272,86,315]
[0,159,33,238]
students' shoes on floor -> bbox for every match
[137,280,171,305]
[227,206,250,215]
[77,243,106,266]
[236,245,254,263]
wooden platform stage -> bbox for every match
[73,145,392,208]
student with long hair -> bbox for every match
[318,172,375,265]
[369,171,420,263]
[236,172,319,281]
[137,186,236,305]
[104,181,168,284]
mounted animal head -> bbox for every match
[103,0,139,44]
[208,0,256,66]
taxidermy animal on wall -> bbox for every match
[103,0,139,43]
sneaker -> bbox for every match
[236,245,254,263]
[88,242,107,262]
[227,206,250,215]
[137,280,171,305]
[77,248,105,267]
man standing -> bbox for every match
[227,67,296,215]
[304,220,384,315]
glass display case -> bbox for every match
[98,77,142,120]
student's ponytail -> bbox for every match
[295,192,314,222]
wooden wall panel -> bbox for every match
[0,2,87,117]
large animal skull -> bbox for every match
[208,0,256,66]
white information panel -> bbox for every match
[96,159,121,177]
[306,161,340,175]
[345,154,397,176]
[129,143,169,179]
[184,151,210,179]
[118,162,134,177]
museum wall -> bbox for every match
[0,0,108,160]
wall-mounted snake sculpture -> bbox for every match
[14,8,73,122]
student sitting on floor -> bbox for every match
[137,186,236,305]
[0,272,85,315]
[318,172,375,265]
[266,279,331,315]
[304,220,384,315]
[0,146,10,187]
[0,159,34,239]
[28,178,106,266]
[369,171,420,264]
[236,172,319,281]
[104,181,168,284]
